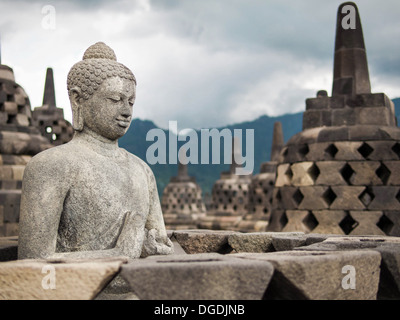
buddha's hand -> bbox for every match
[141,228,174,258]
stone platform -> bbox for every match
[1,230,399,300]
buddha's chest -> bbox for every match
[64,156,150,221]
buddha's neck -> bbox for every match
[73,128,121,157]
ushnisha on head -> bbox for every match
[67,42,137,139]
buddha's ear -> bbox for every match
[70,87,84,131]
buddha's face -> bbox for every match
[80,76,136,140]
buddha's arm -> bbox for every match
[18,155,70,259]
[140,167,174,257]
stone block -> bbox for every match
[347,161,382,185]
[11,165,25,181]
[302,110,322,130]
[366,141,400,161]
[329,96,345,109]
[311,210,347,234]
[314,161,347,186]
[330,186,366,210]
[275,164,291,187]
[333,141,364,161]
[332,108,357,126]
[296,235,400,252]
[120,253,274,300]
[15,114,29,126]
[298,186,330,210]
[305,97,329,110]
[271,234,306,251]
[317,127,349,143]
[234,250,381,300]
[304,142,329,161]
[368,187,400,211]
[356,107,391,126]
[281,210,311,233]
[0,258,125,300]
[3,102,18,115]
[172,229,237,254]
[349,211,386,236]
[291,162,315,186]
[228,232,304,253]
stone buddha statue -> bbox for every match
[18,42,173,260]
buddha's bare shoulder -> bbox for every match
[24,142,83,179]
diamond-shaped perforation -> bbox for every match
[292,189,304,206]
[358,142,374,159]
[302,212,318,231]
[322,187,337,206]
[298,144,310,159]
[392,143,400,159]
[359,187,375,207]
[307,163,320,183]
[325,144,338,159]
[340,163,355,185]
[377,214,394,235]
[285,166,293,181]
[376,163,391,185]
[339,212,359,235]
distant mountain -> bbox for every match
[119,98,400,196]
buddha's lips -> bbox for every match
[116,118,131,127]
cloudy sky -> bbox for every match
[1,0,399,130]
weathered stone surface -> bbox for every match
[311,210,347,234]
[120,253,274,300]
[282,211,311,233]
[173,229,237,254]
[314,161,347,185]
[296,235,400,252]
[0,258,125,300]
[330,186,366,210]
[228,232,304,253]
[271,234,307,251]
[291,162,315,186]
[234,250,381,300]
[349,211,386,235]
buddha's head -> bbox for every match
[67,42,136,140]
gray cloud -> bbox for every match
[0,0,399,130]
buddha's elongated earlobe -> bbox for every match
[70,87,84,131]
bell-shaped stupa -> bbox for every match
[268,2,400,236]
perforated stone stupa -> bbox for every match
[32,68,74,145]
[236,122,284,232]
[198,138,252,230]
[268,2,400,236]
[161,158,206,230]
[0,60,52,237]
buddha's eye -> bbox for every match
[128,100,134,107]
[108,97,120,103]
